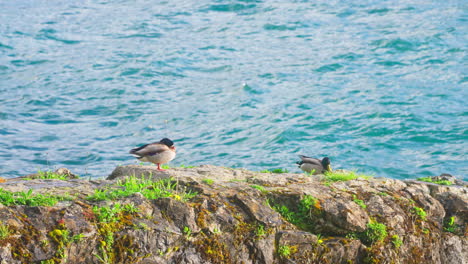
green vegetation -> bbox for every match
[250,184,266,192]
[260,168,289,173]
[391,235,403,249]
[87,176,197,202]
[72,233,85,242]
[92,203,140,263]
[229,179,245,182]
[316,234,324,245]
[202,178,214,185]
[412,207,427,221]
[416,177,452,185]
[123,203,139,213]
[362,221,388,245]
[0,188,70,206]
[37,170,71,180]
[0,222,11,239]
[353,195,367,209]
[48,228,72,260]
[254,224,267,238]
[92,203,138,223]
[179,164,195,168]
[443,216,457,233]
[160,164,195,169]
[323,170,372,182]
[268,195,321,232]
[183,226,192,238]
[277,245,292,258]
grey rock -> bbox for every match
[0,165,465,264]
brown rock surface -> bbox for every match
[0,165,466,263]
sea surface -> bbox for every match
[0,0,466,180]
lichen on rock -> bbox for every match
[0,165,466,263]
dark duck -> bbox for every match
[296,155,332,175]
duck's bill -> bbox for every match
[327,165,332,172]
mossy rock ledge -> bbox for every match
[0,165,466,264]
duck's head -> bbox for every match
[159,138,174,147]
[321,157,332,172]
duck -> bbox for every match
[129,138,176,170]
[296,155,332,175]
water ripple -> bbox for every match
[0,0,465,180]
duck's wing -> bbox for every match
[130,143,169,157]
[298,155,322,166]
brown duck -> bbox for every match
[129,138,176,170]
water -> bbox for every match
[0,0,466,180]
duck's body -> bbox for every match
[296,155,332,175]
[130,138,176,170]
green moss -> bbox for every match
[254,224,267,239]
[91,203,139,263]
[202,179,214,185]
[277,245,292,258]
[361,221,388,245]
[0,188,69,206]
[179,164,196,168]
[260,168,289,173]
[48,228,72,261]
[268,194,321,232]
[183,226,192,238]
[0,222,11,240]
[352,195,367,209]
[37,170,73,180]
[160,164,195,169]
[323,171,372,182]
[416,177,452,185]
[87,176,197,202]
[443,216,458,233]
[250,185,267,193]
[161,164,171,170]
[391,234,403,249]
[195,232,231,264]
[412,207,427,221]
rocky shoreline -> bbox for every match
[0,165,466,263]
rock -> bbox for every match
[0,165,466,264]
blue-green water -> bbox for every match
[0,1,466,180]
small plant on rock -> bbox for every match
[202,178,214,185]
[0,222,11,240]
[37,170,69,180]
[269,195,320,232]
[250,184,266,193]
[443,216,458,233]
[183,226,192,238]
[416,177,452,185]
[0,188,64,206]
[277,245,292,258]
[362,221,388,245]
[87,176,197,202]
[323,170,372,182]
[391,235,403,249]
[412,206,427,221]
[261,168,288,173]
[254,224,267,239]
[353,195,367,209]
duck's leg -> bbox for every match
[157,164,166,171]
